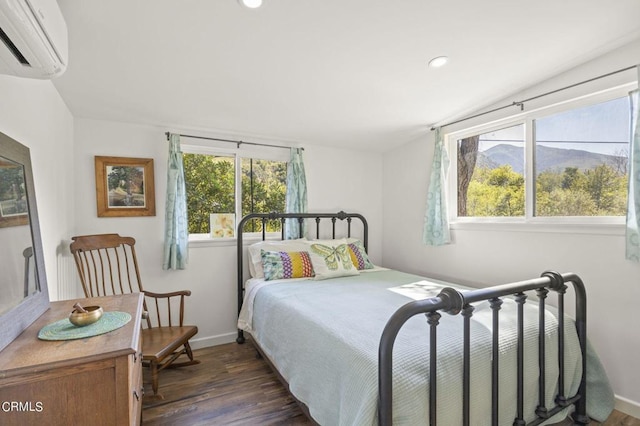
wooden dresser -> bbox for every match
[0,293,144,426]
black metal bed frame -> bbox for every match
[236,211,589,426]
[236,211,368,345]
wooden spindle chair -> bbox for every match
[70,233,199,396]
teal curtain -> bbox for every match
[626,71,640,261]
[423,127,451,246]
[285,148,308,239]
[163,133,189,269]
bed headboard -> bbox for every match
[236,211,368,342]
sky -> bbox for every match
[476,95,631,156]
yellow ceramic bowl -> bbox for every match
[69,306,103,327]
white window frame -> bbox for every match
[446,83,635,234]
[181,143,289,245]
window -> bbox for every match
[240,158,287,233]
[183,151,287,236]
[452,88,632,223]
[534,97,629,217]
[457,124,525,217]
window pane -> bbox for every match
[534,97,629,216]
[241,158,287,233]
[183,153,235,234]
[458,124,525,217]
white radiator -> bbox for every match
[56,254,78,300]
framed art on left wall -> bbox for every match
[95,156,156,217]
[0,157,29,228]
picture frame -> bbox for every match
[0,158,29,228]
[95,156,156,217]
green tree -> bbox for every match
[241,158,286,233]
[183,154,235,234]
[584,164,626,214]
[536,165,626,216]
[536,170,563,195]
[561,167,580,190]
[465,159,628,218]
[467,165,524,216]
[536,186,596,216]
[183,154,287,234]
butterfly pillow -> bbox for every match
[307,239,360,280]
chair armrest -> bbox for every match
[141,290,192,327]
[142,289,192,299]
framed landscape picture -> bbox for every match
[95,156,156,217]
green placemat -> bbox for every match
[38,311,132,341]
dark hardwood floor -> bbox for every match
[142,340,312,425]
[142,341,639,426]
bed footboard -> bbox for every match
[378,271,588,426]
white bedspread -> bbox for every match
[238,269,614,425]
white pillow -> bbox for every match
[306,238,359,280]
[247,239,309,278]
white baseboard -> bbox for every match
[189,332,237,350]
[615,395,640,419]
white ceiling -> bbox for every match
[53,0,640,152]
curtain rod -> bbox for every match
[431,64,638,131]
[165,132,302,151]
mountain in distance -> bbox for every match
[477,144,625,174]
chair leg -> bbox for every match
[151,361,159,395]
[166,343,200,368]
[185,342,194,361]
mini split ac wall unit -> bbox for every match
[0,0,67,79]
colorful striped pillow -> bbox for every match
[261,250,314,281]
[347,240,374,270]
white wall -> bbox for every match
[0,75,75,302]
[72,118,383,348]
[304,143,383,261]
[382,39,640,414]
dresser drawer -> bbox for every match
[0,360,117,426]
[129,340,143,425]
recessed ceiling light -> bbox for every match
[428,56,449,68]
[238,0,263,8]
